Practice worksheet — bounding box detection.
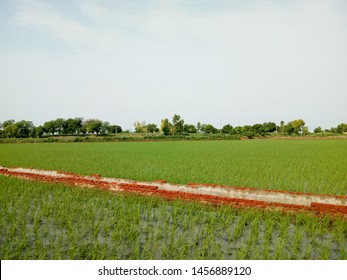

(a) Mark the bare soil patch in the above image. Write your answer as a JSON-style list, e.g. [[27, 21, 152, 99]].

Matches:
[[0, 166, 346, 217]]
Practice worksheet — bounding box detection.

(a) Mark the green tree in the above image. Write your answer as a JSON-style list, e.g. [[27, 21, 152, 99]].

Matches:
[[251, 124, 264, 135], [241, 125, 252, 134], [285, 119, 305, 135], [4, 124, 18, 138], [134, 121, 147, 133], [314, 126, 322, 133], [83, 119, 103, 135], [54, 118, 65, 135], [63, 118, 83, 135], [100, 122, 110, 134], [231, 126, 242, 134], [160, 119, 171, 135], [2, 119, 15, 128], [244, 130, 255, 139], [277, 120, 285, 134], [337, 123, 347, 134], [172, 114, 184, 135], [302, 126, 309, 135], [16, 120, 35, 138], [43, 120, 57, 135], [108, 125, 122, 134], [204, 124, 217, 134], [147, 123, 159, 133], [222, 124, 233, 134], [183, 124, 197, 133], [1, 120, 16, 138], [263, 122, 277, 133], [196, 122, 202, 133], [33, 126, 45, 138]]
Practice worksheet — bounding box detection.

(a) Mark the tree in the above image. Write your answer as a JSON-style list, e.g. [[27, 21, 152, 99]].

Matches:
[[43, 118, 66, 135], [16, 120, 34, 138], [251, 124, 264, 135], [244, 130, 255, 139], [277, 120, 285, 134], [231, 126, 242, 135], [222, 124, 233, 134], [337, 123, 347, 134], [196, 122, 202, 133], [43, 120, 57, 135], [241, 125, 252, 134], [109, 125, 122, 134], [54, 118, 65, 135], [2, 120, 17, 138], [100, 122, 110, 134], [2, 119, 15, 128], [33, 126, 45, 138], [314, 126, 322, 133], [83, 119, 103, 135], [160, 119, 171, 135], [172, 114, 184, 135], [63, 118, 83, 135], [134, 121, 147, 133], [183, 124, 197, 133], [204, 124, 217, 134], [285, 119, 305, 135], [147, 123, 159, 133], [302, 126, 309, 135], [262, 122, 277, 133], [4, 124, 18, 138]]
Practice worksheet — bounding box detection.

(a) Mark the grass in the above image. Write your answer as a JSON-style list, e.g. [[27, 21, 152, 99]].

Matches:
[[0, 175, 346, 260], [0, 140, 346, 195]]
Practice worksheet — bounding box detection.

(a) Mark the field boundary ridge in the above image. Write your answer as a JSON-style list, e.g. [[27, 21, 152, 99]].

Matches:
[[1, 166, 346, 217]]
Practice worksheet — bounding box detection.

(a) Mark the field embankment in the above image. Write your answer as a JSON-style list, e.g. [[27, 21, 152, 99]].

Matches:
[[1, 133, 347, 144], [1, 166, 346, 216]]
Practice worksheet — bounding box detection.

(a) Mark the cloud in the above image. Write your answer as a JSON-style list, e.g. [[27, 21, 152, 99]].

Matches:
[[1, 0, 347, 129], [10, 0, 347, 54], [11, 0, 113, 50]]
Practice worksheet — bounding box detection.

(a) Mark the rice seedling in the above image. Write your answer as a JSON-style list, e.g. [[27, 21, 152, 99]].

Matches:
[[0, 140, 346, 195], [1, 175, 346, 260]]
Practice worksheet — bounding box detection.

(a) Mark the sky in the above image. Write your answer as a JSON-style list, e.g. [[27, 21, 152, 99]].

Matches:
[[0, 0, 346, 131]]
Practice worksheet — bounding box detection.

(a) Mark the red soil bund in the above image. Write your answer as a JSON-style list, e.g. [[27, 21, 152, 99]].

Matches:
[[1, 166, 346, 217]]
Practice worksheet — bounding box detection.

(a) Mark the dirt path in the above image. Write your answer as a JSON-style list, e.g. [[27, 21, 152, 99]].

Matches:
[[1, 166, 346, 216]]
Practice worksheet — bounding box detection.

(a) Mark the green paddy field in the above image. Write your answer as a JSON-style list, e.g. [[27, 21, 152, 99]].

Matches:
[[0, 140, 346, 195], [1, 140, 346, 259]]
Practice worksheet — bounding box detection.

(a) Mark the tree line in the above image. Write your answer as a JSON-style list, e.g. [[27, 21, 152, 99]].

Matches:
[[0, 118, 122, 138], [0, 115, 346, 139], [134, 115, 346, 138]]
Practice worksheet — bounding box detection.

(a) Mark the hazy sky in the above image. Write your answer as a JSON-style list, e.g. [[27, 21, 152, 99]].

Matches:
[[1, 0, 346, 130]]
